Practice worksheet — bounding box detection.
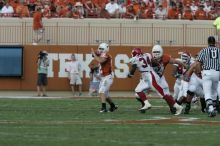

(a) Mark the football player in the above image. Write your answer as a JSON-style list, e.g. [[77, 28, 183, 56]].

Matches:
[[91, 43, 118, 113], [128, 47, 183, 115]]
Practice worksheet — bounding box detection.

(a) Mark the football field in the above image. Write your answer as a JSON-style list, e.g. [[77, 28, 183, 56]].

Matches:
[[0, 97, 219, 146]]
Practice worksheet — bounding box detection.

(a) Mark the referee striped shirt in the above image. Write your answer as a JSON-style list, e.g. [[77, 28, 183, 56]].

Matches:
[[197, 46, 220, 71]]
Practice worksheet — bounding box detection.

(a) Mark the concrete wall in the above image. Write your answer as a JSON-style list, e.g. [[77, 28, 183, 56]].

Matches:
[[0, 18, 216, 46]]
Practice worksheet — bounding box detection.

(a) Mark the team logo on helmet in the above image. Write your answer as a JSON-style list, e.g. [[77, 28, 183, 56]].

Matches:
[[181, 51, 191, 63], [131, 48, 143, 57]]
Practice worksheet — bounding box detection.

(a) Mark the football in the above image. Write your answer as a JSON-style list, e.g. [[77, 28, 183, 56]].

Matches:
[[92, 50, 101, 57]]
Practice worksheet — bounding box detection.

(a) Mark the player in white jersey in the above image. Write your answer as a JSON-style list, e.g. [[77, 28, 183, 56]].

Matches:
[[172, 58, 183, 100], [183, 61, 206, 114], [172, 52, 192, 103], [128, 48, 183, 115]]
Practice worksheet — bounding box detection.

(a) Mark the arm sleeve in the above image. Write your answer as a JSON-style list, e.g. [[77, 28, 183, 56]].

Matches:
[[129, 64, 137, 76]]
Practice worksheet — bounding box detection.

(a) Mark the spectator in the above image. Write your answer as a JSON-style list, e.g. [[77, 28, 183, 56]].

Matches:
[[182, 4, 193, 20], [145, 6, 154, 19], [58, 4, 72, 17], [16, 2, 30, 17], [72, 2, 84, 18], [0, 2, 14, 17], [203, 0, 212, 15], [88, 63, 101, 96], [118, 1, 126, 18], [123, 4, 139, 19], [208, 7, 217, 20], [93, 0, 108, 10], [9, 0, 19, 13], [139, 1, 151, 19], [161, 0, 168, 9], [183, 0, 192, 6], [83, 0, 100, 18], [0, 0, 5, 12], [50, 1, 57, 17], [27, 0, 37, 16], [176, 1, 184, 15], [105, 0, 120, 18], [190, 0, 198, 16], [95, 0, 109, 18], [168, 3, 179, 19], [155, 4, 167, 19], [37, 50, 49, 97], [131, 0, 140, 18], [145, 0, 155, 10], [194, 4, 207, 20], [32, 6, 44, 45], [65, 54, 83, 96]]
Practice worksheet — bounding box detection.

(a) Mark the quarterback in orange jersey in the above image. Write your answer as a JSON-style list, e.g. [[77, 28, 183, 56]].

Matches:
[[91, 43, 118, 113]]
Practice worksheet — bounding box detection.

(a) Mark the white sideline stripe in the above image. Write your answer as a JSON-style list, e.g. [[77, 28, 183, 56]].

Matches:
[[0, 96, 65, 99], [178, 117, 199, 122], [0, 96, 161, 99]]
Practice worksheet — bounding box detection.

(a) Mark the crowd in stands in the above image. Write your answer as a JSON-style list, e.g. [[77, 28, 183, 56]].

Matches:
[[0, 0, 219, 20]]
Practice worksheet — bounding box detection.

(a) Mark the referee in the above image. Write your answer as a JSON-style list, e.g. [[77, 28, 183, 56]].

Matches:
[[197, 36, 220, 117]]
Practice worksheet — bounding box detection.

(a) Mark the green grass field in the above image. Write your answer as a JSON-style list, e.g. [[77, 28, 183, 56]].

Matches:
[[0, 98, 220, 146]]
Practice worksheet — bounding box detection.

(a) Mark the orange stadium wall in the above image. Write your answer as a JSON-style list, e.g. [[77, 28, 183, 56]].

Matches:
[[0, 45, 202, 91]]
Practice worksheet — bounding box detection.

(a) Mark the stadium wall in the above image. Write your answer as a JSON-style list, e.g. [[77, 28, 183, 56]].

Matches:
[[0, 18, 216, 46], [0, 45, 201, 91]]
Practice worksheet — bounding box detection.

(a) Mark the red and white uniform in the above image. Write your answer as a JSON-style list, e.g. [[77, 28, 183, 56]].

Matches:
[[175, 59, 194, 100], [98, 53, 113, 96], [130, 53, 170, 98], [188, 72, 204, 98]]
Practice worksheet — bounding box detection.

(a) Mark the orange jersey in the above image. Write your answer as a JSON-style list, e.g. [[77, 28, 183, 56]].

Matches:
[[183, 0, 192, 6], [152, 54, 171, 76], [100, 53, 112, 76], [183, 10, 193, 20], [133, 3, 140, 15], [33, 11, 43, 30], [93, 0, 108, 8], [168, 8, 179, 19], [160, 54, 171, 68], [194, 10, 207, 20]]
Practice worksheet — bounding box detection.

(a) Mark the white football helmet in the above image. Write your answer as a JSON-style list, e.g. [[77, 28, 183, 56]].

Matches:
[[98, 43, 109, 53], [152, 45, 163, 59]]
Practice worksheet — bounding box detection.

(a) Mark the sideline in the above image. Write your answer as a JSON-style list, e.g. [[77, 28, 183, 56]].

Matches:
[[0, 91, 160, 99]]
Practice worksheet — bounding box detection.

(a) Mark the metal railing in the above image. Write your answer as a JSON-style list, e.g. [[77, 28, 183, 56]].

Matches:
[[0, 18, 216, 47]]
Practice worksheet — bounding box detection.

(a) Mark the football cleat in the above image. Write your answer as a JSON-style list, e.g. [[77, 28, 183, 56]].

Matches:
[[109, 105, 118, 112], [174, 103, 183, 115], [99, 108, 108, 113], [138, 100, 152, 112], [208, 110, 217, 117], [170, 106, 177, 114], [184, 103, 191, 114], [207, 105, 217, 117]]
